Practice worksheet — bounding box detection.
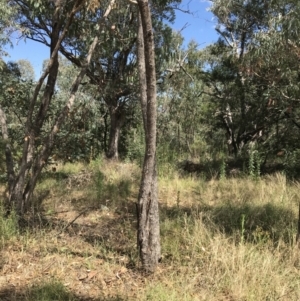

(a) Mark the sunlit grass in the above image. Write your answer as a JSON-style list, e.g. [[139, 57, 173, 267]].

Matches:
[[0, 161, 300, 300]]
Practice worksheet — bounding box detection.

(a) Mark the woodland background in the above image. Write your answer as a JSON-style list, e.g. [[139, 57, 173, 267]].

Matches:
[[1, 0, 300, 300]]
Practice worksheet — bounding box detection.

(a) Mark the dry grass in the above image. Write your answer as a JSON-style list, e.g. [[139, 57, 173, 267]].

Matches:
[[0, 160, 300, 300]]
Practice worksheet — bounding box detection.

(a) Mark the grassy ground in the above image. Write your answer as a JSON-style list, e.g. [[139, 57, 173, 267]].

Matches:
[[0, 159, 300, 300]]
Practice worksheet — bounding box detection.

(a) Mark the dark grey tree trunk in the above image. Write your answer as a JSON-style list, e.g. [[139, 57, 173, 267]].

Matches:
[[0, 107, 15, 200], [106, 105, 125, 160], [297, 202, 300, 248], [136, 1, 161, 273]]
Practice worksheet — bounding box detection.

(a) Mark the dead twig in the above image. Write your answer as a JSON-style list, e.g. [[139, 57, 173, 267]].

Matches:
[[58, 206, 96, 234]]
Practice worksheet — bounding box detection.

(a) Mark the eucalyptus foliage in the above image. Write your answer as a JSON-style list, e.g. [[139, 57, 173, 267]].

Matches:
[[0, 0, 18, 58]]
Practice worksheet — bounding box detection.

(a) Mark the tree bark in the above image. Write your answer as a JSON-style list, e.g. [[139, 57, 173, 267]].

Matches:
[[136, 1, 161, 273], [106, 105, 125, 160], [297, 202, 300, 248], [8, 4, 64, 214], [0, 106, 15, 200]]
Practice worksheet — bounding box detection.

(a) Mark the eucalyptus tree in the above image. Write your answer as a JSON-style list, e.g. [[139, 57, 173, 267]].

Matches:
[[135, 0, 160, 273], [43, 56, 104, 162], [0, 60, 33, 182], [0, 0, 18, 59], [0, 60, 34, 140], [1, 0, 116, 215], [206, 0, 264, 155], [246, 0, 300, 155], [2, 0, 180, 272], [60, 0, 180, 160], [16, 59, 35, 81], [197, 1, 273, 157], [156, 37, 227, 161], [60, 1, 139, 160], [206, 0, 300, 158], [15, 0, 178, 160]]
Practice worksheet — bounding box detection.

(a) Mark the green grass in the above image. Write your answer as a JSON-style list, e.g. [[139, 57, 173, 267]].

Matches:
[[25, 280, 76, 301], [0, 205, 18, 249]]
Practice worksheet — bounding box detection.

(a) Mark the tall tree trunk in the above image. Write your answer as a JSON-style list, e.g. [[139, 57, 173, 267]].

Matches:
[[20, 33, 99, 209], [297, 202, 300, 248], [5, 0, 116, 216], [8, 5, 62, 214], [136, 1, 161, 273], [106, 105, 125, 160], [0, 106, 15, 201]]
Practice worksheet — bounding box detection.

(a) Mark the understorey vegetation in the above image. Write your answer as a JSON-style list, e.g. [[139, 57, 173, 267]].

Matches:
[[0, 160, 300, 300]]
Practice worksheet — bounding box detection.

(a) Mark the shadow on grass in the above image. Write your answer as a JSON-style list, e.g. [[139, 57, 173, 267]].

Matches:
[[0, 282, 127, 301], [18, 165, 137, 232], [8, 165, 140, 270], [160, 200, 297, 245], [19, 174, 298, 260], [10, 158, 298, 275], [39, 170, 70, 181], [178, 159, 292, 179], [16, 194, 139, 269], [208, 202, 296, 243]]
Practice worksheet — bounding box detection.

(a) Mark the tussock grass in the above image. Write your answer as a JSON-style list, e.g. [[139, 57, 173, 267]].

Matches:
[[0, 206, 18, 249], [158, 216, 300, 300], [1, 162, 300, 300], [25, 280, 75, 301]]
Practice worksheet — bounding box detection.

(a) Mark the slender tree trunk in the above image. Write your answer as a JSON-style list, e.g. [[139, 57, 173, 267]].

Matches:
[[103, 110, 108, 152], [136, 1, 161, 273], [5, 0, 116, 216], [222, 103, 238, 156], [297, 202, 300, 248], [106, 105, 125, 160], [0, 106, 15, 201], [8, 6, 61, 214]]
